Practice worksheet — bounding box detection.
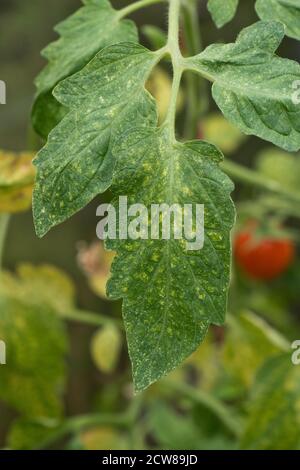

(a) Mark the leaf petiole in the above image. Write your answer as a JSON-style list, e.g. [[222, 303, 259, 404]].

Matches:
[[118, 0, 168, 20]]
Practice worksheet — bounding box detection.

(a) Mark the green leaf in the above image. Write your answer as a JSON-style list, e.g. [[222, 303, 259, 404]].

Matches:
[[0, 287, 67, 418], [32, 0, 138, 138], [185, 21, 300, 151], [7, 418, 60, 450], [1, 263, 75, 316], [207, 0, 239, 28], [256, 148, 300, 191], [256, 0, 300, 40], [33, 43, 160, 238], [223, 311, 289, 389], [241, 354, 300, 450], [106, 127, 235, 391]]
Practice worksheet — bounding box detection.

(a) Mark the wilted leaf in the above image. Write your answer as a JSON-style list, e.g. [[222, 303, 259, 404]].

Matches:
[[91, 325, 122, 373], [0, 150, 35, 213]]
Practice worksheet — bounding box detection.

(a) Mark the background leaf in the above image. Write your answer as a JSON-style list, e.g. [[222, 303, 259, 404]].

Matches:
[[207, 0, 239, 28], [241, 354, 300, 450], [0, 150, 35, 213]]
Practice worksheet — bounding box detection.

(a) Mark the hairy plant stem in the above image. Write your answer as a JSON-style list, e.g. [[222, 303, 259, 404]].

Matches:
[[61, 308, 123, 329], [38, 395, 143, 449], [118, 0, 167, 19], [0, 214, 9, 271], [222, 159, 300, 204], [165, 0, 184, 140], [163, 379, 242, 437]]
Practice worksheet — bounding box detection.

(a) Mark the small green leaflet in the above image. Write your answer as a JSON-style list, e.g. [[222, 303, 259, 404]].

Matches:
[[256, 0, 300, 40], [33, 43, 159, 238], [32, 0, 137, 138], [207, 0, 239, 28], [106, 127, 235, 391], [185, 21, 300, 151], [241, 354, 300, 450]]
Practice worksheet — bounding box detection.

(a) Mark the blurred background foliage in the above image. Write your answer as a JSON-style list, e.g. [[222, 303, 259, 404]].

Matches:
[[0, 0, 300, 450]]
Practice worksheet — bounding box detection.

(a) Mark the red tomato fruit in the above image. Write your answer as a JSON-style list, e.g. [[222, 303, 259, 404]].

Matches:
[[235, 223, 295, 280]]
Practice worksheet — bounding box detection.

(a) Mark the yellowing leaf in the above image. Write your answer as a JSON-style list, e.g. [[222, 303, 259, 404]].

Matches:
[[91, 325, 122, 374], [79, 426, 126, 450], [223, 311, 289, 388], [0, 150, 35, 213], [1, 263, 75, 316], [201, 114, 245, 154], [0, 287, 67, 418]]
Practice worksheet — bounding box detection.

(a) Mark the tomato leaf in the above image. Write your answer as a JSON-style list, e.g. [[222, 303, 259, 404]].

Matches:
[[32, 0, 138, 138], [207, 0, 239, 28], [223, 311, 289, 389], [256, 0, 300, 40], [241, 354, 300, 450], [0, 150, 35, 213], [33, 43, 159, 237], [185, 21, 300, 151], [0, 283, 67, 418], [106, 127, 235, 391]]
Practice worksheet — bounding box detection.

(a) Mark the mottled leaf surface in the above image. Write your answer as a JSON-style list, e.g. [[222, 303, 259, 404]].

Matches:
[[0, 275, 68, 418], [33, 43, 159, 237], [106, 127, 235, 391], [32, 0, 137, 138], [185, 21, 300, 151], [207, 0, 239, 28], [256, 0, 300, 40], [241, 354, 300, 450]]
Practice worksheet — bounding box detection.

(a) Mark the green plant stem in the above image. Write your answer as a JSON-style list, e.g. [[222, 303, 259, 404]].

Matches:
[[163, 379, 242, 437], [0, 214, 10, 271], [182, 0, 208, 139], [38, 396, 143, 449], [165, 0, 183, 139], [118, 0, 167, 18], [61, 309, 123, 329], [222, 159, 300, 204]]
